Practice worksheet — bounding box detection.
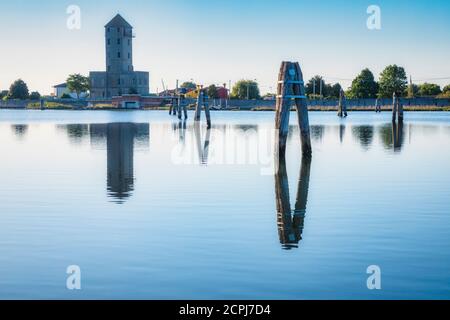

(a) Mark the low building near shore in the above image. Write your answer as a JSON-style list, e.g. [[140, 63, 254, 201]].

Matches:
[[53, 83, 88, 99]]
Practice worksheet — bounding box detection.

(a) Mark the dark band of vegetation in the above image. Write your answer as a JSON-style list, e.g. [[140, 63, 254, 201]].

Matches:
[[1, 65, 449, 102]]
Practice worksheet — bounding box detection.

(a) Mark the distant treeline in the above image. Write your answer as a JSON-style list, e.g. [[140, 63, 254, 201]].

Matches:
[[304, 65, 450, 100]]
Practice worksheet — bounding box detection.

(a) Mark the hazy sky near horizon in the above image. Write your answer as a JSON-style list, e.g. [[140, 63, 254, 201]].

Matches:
[[1, 0, 449, 94]]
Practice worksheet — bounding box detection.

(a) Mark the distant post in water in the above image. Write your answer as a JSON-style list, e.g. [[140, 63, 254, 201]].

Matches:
[[194, 86, 211, 129], [337, 89, 348, 117], [178, 94, 188, 120], [398, 96, 404, 122], [194, 87, 203, 121], [275, 61, 312, 158], [40, 99, 45, 110], [375, 98, 381, 113]]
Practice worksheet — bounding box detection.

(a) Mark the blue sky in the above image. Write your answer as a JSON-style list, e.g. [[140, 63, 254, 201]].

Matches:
[[1, 0, 449, 94]]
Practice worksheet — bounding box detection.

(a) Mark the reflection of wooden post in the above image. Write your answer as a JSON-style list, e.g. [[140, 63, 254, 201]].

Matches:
[[275, 155, 311, 249], [275, 61, 311, 158], [337, 89, 347, 117], [393, 121, 404, 151], [178, 120, 186, 143], [339, 124, 346, 143], [194, 122, 211, 165]]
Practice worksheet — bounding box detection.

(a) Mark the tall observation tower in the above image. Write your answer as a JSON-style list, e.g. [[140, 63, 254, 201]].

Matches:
[[90, 14, 149, 99]]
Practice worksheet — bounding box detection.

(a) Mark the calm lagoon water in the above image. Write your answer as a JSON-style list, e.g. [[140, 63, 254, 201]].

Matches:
[[0, 110, 449, 299]]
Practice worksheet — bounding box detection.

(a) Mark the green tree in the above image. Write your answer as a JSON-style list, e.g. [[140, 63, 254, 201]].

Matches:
[[180, 81, 197, 92], [8, 79, 29, 100], [407, 83, 419, 98], [231, 80, 260, 100], [439, 85, 450, 98], [328, 83, 342, 99], [207, 84, 219, 99], [0, 90, 8, 100], [29, 91, 41, 100], [349, 68, 378, 99], [66, 74, 90, 99], [418, 83, 442, 97], [378, 65, 408, 98], [61, 93, 72, 99], [306, 76, 326, 98]]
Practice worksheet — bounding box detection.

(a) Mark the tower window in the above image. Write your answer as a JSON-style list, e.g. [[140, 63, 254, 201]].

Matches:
[[108, 66, 111, 71], [128, 39, 130, 46], [107, 28, 110, 32], [118, 52, 121, 58], [128, 53, 130, 59], [117, 38, 121, 45], [118, 79, 121, 85], [107, 39, 110, 45]]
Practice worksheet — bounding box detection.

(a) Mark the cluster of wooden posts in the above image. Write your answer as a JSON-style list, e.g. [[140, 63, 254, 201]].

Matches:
[[169, 85, 211, 129]]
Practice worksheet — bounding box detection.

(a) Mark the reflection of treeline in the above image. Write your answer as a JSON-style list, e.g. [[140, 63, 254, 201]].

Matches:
[[55, 123, 149, 147]]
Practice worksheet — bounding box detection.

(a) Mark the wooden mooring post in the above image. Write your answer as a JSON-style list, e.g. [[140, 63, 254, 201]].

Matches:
[[177, 94, 188, 120], [337, 89, 348, 117], [275, 61, 312, 158], [40, 99, 45, 110], [375, 98, 381, 113], [392, 92, 404, 123], [169, 98, 177, 116], [194, 86, 211, 129]]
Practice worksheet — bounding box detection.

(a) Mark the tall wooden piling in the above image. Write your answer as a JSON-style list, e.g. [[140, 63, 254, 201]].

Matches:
[[275, 61, 312, 158], [40, 99, 45, 110]]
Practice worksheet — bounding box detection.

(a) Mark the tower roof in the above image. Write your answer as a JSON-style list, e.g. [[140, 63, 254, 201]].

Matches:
[[105, 14, 132, 28]]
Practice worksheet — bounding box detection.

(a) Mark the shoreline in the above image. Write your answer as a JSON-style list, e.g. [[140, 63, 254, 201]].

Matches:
[[1, 106, 449, 112]]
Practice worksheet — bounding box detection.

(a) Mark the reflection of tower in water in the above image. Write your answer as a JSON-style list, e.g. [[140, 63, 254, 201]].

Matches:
[[89, 122, 149, 203], [275, 155, 312, 250], [107, 123, 136, 203]]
